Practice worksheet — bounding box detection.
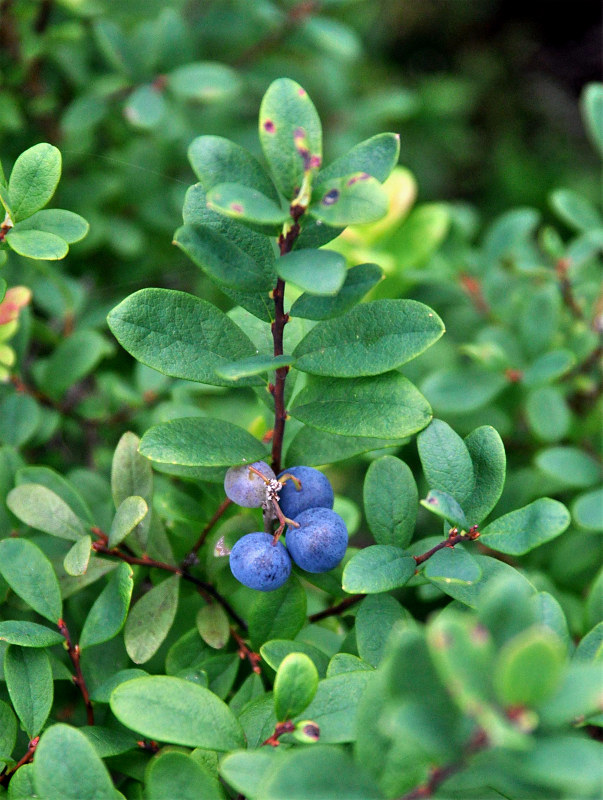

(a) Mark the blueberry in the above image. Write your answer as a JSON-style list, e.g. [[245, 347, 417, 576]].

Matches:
[[285, 508, 347, 573], [277, 466, 334, 520], [224, 461, 275, 508], [229, 532, 291, 591]]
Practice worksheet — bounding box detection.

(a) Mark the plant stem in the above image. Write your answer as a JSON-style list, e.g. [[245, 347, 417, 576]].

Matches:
[[413, 525, 480, 566], [57, 619, 94, 725], [0, 736, 39, 787], [556, 258, 584, 320], [91, 538, 247, 630], [261, 720, 296, 747], [183, 496, 233, 566], [271, 215, 303, 474], [397, 729, 488, 799], [230, 627, 261, 674], [309, 527, 481, 622]]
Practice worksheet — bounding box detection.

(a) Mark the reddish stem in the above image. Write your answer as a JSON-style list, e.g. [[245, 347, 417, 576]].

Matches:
[[262, 720, 296, 747], [57, 619, 94, 725], [184, 497, 233, 566], [230, 627, 261, 674], [309, 593, 365, 623], [91, 538, 247, 630], [0, 736, 39, 786], [413, 525, 480, 567]]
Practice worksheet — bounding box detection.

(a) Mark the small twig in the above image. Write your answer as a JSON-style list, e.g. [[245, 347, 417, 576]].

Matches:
[[459, 273, 490, 316], [310, 527, 481, 622], [230, 627, 261, 674], [261, 720, 296, 747], [309, 593, 365, 622], [91, 537, 247, 630], [183, 497, 233, 566], [556, 258, 584, 320], [398, 729, 489, 799], [136, 739, 160, 753], [413, 525, 480, 567], [234, 0, 319, 66], [0, 736, 39, 786], [57, 619, 94, 725]]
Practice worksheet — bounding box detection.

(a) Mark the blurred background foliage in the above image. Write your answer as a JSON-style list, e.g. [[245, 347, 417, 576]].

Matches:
[[0, 0, 601, 628]]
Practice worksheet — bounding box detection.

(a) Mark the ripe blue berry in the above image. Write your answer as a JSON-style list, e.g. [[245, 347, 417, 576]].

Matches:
[[285, 508, 347, 573], [229, 532, 291, 591], [277, 466, 334, 520], [224, 461, 275, 508]]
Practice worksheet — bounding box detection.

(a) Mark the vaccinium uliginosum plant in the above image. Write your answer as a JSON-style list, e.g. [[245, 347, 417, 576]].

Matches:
[[0, 80, 597, 800]]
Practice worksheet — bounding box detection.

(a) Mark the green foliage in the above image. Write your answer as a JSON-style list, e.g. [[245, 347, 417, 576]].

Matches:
[[0, 10, 600, 796]]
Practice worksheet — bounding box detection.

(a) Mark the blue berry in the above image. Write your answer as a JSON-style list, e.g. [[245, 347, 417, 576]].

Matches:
[[285, 508, 347, 573], [229, 532, 291, 591], [277, 466, 334, 520], [224, 461, 275, 508]]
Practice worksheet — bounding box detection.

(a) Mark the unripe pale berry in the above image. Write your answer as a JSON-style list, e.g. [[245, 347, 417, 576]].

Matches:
[[277, 466, 334, 520], [224, 460, 275, 508], [229, 532, 291, 591], [285, 507, 347, 573]]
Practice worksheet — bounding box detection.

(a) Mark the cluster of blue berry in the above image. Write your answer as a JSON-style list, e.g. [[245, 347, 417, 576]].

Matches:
[[224, 462, 348, 591]]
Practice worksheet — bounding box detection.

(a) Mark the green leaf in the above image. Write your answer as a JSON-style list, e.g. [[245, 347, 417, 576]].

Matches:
[[575, 622, 603, 662], [535, 446, 601, 489], [32, 724, 116, 800], [0, 699, 17, 763], [581, 83, 603, 156], [196, 603, 230, 650], [319, 132, 400, 183], [248, 577, 307, 650], [259, 78, 322, 200], [16, 466, 92, 524], [108, 496, 148, 548], [124, 84, 166, 129], [421, 365, 507, 414], [342, 546, 415, 594], [215, 354, 295, 382], [5, 229, 68, 260], [418, 419, 475, 505], [168, 62, 240, 102], [290, 262, 383, 320], [481, 498, 570, 555], [462, 426, 506, 524], [146, 751, 225, 800], [111, 431, 153, 508], [0, 538, 62, 622], [363, 456, 417, 547], [174, 224, 275, 291], [0, 621, 64, 648], [260, 746, 382, 800], [540, 663, 602, 725], [550, 188, 602, 232], [356, 594, 407, 667], [39, 330, 113, 400], [386, 202, 450, 269], [124, 574, 179, 664], [293, 300, 444, 377], [110, 675, 245, 750], [0, 394, 40, 447], [63, 535, 92, 576], [5, 646, 53, 738], [526, 386, 570, 442], [207, 183, 288, 227], [260, 640, 330, 679], [572, 487, 603, 531], [424, 545, 481, 586], [274, 653, 318, 721], [493, 628, 565, 708], [299, 672, 374, 743], [327, 654, 374, 677], [13, 209, 89, 243], [7, 483, 87, 540], [310, 173, 388, 226], [286, 426, 404, 467], [290, 373, 432, 439], [8, 143, 61, 221], [80, 563, 134, 650], [140, 417, 267, 468], [90, 669, 149, 703], [80, 726, 138, 758], [189, 135, 278, 201], [420, 490, 468, 528], [522, 349, 576, 387], [520, 736, 603, 796], [277, 249, 346, 296]]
